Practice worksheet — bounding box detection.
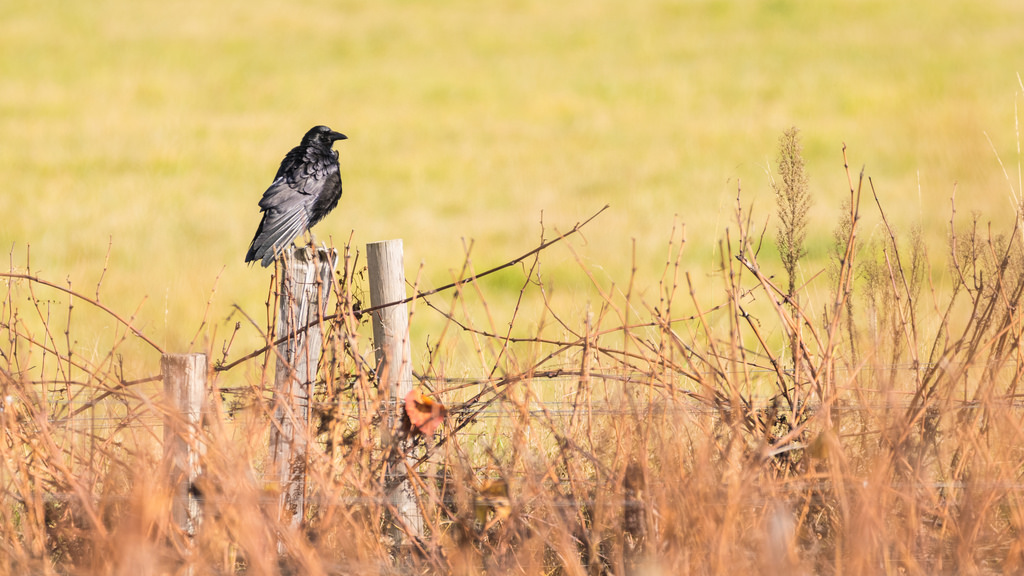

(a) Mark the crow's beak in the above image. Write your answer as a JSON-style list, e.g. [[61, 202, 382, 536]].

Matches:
[[332, 132, 348, 141]]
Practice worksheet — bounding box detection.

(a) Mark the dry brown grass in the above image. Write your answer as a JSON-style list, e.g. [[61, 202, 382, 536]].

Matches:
[[4, 142, 1024, 575]]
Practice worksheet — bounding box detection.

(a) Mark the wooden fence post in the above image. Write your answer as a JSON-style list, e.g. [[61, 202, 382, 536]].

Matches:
[[269, 246, 337, 534], [366, 240, 423, 543], [622, 462, 647, 574], [162, 353, 207, 538]]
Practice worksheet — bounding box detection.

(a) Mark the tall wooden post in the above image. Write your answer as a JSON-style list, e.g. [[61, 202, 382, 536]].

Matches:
[[162, 353, 207, 538], [270, 246, 337, 533], [366, 239, 423, 542]]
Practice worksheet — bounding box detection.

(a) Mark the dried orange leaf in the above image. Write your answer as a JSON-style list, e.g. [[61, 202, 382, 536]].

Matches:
[[403, 390, 447, 436]]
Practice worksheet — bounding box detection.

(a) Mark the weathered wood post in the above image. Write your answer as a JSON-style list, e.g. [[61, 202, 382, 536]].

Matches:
[[269, 246, 337, 533], [622, 462, 647, 574], [162, 353, 207, 537], [366, 239, 423, 543]]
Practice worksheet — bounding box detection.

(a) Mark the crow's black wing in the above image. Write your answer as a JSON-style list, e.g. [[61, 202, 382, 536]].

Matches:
[[245, 176, 316, 267]]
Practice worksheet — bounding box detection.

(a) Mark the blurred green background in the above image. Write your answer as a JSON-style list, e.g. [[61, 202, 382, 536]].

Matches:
[[1, 0, 1022, 361]]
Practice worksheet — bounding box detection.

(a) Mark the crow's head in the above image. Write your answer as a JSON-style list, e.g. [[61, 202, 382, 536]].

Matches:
[[303, 125, 348, 147]]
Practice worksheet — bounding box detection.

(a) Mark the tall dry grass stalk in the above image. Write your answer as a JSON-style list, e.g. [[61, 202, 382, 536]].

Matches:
[[3, 148, 1024, 575], [773, 126, 811, 301]]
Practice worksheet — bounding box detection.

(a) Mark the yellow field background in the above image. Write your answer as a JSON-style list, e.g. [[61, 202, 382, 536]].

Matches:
[[1, 0, 1022, 355], [6, 3, 1024, 573]]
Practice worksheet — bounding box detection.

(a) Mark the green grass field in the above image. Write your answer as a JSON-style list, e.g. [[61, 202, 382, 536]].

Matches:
[[1, 0, 1022, 353]]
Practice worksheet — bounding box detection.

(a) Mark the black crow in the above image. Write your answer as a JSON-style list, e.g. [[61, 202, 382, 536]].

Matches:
[[245, 125, 348, 267]]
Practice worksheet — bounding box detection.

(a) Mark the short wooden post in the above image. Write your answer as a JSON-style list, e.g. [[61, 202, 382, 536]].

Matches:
[[162, 353, 207, 537], [366, 240, 423, 543], [622, 462, 647, 574], [269, 246, 337, 533]]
